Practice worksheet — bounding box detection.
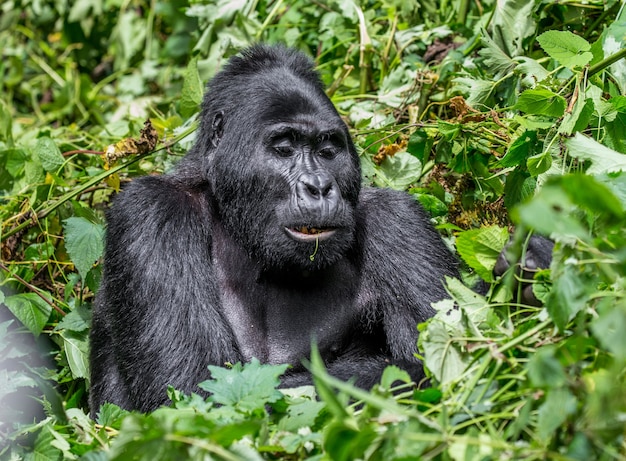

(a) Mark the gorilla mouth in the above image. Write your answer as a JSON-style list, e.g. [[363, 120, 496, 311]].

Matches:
[[285, 226, 337, 242]]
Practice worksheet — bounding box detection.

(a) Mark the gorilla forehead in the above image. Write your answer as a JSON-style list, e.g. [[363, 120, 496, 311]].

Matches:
[[237, 69, 342, 129]]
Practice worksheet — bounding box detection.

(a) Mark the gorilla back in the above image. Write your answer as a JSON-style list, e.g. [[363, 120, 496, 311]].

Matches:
[[89, 44, 459, 414]]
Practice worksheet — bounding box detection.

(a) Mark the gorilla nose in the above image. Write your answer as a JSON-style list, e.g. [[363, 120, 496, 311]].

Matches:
[[296, 173, 339, 210]]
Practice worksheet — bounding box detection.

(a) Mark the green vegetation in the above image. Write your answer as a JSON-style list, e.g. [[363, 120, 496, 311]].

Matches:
[[1, 0, 625, 459]]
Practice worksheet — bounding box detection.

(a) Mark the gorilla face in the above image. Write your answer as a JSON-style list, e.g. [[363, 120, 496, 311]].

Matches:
[[208, 72, 361, 271]]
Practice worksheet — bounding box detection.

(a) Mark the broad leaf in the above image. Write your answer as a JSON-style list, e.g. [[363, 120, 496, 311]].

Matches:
[[456, 226, 509, 282], [514, 88, 566, 117], [33, 138, 65, 172], [179, 56, 203, 118], [63, 217, 105, 280], [200, 359, 288, 413], [60, 330, 90, 379], [537, 30, 593, 69], [4, 292, 52, 336], [566, 133, 626, 174]]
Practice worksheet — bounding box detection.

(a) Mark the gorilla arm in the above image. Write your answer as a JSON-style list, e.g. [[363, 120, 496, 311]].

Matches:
[[89, 176, 239, 414], [354, 187, 460, 384]]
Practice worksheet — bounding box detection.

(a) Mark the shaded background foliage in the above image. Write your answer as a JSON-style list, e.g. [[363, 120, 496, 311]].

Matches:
[[1, 0, 625, 459]]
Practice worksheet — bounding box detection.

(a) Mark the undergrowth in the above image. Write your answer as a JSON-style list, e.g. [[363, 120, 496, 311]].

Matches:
[[1, 0, 625, 459]]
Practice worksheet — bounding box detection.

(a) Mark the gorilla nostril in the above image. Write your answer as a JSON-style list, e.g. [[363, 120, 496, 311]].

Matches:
[[306, 183, 320, 198]]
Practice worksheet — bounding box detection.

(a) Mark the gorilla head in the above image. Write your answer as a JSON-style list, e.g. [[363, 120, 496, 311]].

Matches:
[[195, 46, 361, 270]]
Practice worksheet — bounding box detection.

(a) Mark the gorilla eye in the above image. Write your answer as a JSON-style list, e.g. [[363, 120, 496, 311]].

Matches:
[[271, 140, 295, 157], [318, 147, 337, 159]]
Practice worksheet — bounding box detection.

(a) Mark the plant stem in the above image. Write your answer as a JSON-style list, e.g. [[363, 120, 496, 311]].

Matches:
[[588, 47, 626, 78], [1, 124, 197, 242]]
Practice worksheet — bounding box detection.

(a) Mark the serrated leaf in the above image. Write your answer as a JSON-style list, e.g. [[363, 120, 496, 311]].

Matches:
[[566, 132, 626, 174], [63, 217, 105, 280], [456, 226, 509, 282], [4, 293, 52, 337], [421, 315, 467, 386], [374, 151, 422, 190], [515, 88, 566, 117], [179, 56, 203, 118], [479, 33, 515, 75], [491, 0, 535, 56], [200, 359, 288, 413], [453, 77, 495, 105], [55, 304, 92, 332], [34, 137, 65, 172], [0, 369, 38, 397], [537, 30, 593, 69]]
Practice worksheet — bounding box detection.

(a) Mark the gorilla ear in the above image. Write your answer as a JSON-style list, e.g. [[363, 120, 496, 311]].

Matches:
[[210, 111, 224, 148]]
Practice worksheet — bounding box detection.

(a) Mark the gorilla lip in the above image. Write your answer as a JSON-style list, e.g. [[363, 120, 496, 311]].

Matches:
[[285, 226, 337, 242]]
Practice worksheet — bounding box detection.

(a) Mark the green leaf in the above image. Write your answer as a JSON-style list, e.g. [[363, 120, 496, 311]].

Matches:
[[499, 130, 540, 167], [456, 226, 509, 282], [55, 304, 92, 332], [63, 217, 105, 280], [591, 300, 626, 360], [406, 128, 432, 163], [479, 33, 515, 75], [4, 292, 52, 337], [34, 137, 65, 172], [504, 170, 536, 209], [546, 264, 590, 331], [527, 346, 566, 388], [452, 77, 495, 105], [380, 365, 412, 389], [437, 120, 461, 140], [421, 314, 467, 386], [179, 56, 203, 118], [536, 388, 577, 442], [558, 97, 594, 136], [199, 359, 288, 413], [537, 30, 593, 69], [374, 151, 422, 190], [514, 88, 566, 117], [567, 133, 626, 174], [0, 369, 38, 397], [527, 151, 552, 176], [513, 182, 588, 241], [60, 330, 90, 379], [491, 0, 535, 56]]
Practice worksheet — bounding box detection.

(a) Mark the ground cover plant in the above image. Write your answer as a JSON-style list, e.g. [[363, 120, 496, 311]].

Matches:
[[1, 0, 625, 459]]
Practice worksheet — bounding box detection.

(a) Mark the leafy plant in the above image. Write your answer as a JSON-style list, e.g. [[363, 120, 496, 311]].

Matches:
[[1, 0, 625, 459]]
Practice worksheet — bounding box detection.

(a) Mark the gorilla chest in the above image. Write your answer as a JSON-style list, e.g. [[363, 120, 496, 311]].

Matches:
[[215, 264, 360, 365]]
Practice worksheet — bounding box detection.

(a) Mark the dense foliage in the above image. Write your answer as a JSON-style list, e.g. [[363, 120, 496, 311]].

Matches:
[[1, 0, 625, 459]]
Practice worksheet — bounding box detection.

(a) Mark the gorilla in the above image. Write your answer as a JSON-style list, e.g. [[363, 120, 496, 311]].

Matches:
[[89, 44, 525, 415]]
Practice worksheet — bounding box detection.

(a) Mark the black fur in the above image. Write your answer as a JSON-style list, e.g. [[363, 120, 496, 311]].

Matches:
[[89, 45, 459, 415]]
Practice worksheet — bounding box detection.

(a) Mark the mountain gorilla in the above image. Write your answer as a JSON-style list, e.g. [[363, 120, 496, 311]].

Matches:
[[89, 45, 526, 415]]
